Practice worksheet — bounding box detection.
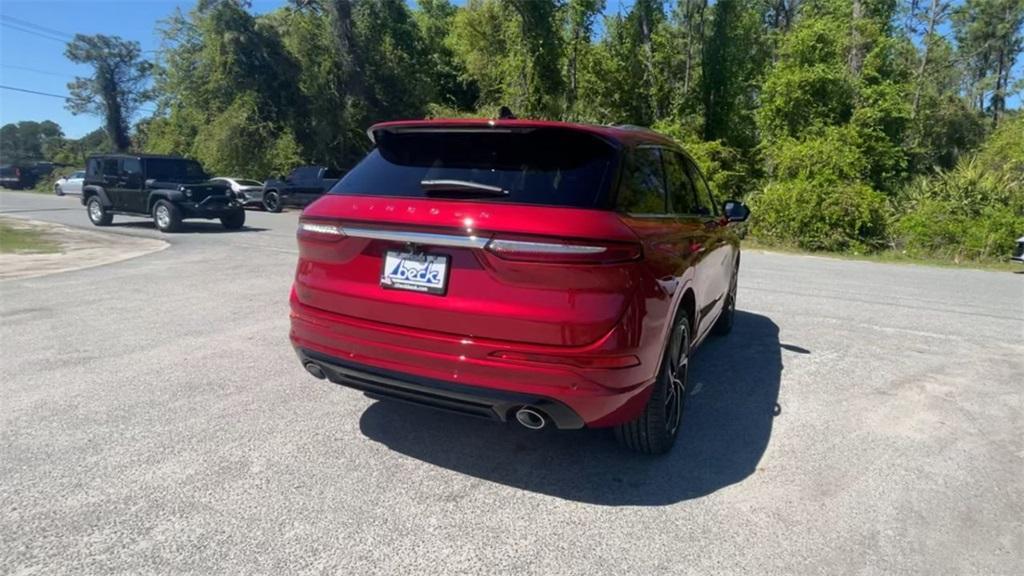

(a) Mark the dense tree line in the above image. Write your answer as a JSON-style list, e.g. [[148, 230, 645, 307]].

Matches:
[[5, 0, 1022, 262]]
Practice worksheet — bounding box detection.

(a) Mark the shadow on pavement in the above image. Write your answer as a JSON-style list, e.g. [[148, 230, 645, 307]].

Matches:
[[109, 221, 269, 233], [359, 311, 787, 506]]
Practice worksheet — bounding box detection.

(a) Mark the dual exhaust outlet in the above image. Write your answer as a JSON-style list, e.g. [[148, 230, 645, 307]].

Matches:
[[304, 361, 549, 430]]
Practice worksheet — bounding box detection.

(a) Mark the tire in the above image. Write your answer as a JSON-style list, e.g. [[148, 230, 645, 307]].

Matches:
[[615, 311, 690, 455], [152, 200, 182, 233], [86, 196, 113, 226], [220, 209, 245, 230], [263, 190, 282, 213], [55, 184, 64, 196], [712, 267, 738, 336]]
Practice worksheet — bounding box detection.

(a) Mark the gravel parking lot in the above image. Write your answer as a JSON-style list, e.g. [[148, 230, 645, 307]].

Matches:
[[1, 190, 1021, 575]]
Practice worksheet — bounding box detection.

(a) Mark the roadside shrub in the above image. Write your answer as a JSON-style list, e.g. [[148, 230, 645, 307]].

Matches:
[[763, 125, 868, 184], [889, 116, 1024, 262], [894, 200, 1023, 261], [749, 178, 887, 252]]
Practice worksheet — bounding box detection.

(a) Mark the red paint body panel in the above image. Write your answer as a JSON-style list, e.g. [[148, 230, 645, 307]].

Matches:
[[290, 119, 740, 428]]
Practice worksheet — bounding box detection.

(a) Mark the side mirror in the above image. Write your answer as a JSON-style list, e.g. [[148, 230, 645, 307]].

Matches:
[[723, 200, 750, 223]]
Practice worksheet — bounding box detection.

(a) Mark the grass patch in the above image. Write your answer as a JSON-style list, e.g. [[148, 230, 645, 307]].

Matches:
[[0, 219, 61, 254], [744, 237, 1020, 272]]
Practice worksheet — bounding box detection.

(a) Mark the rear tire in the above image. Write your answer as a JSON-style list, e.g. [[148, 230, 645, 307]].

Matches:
[[263, 190, 282, 213], [152, 200, 182, 233], [615, 312, 690, 455], [220, 209, 245, 230], [86, 197, 113, 226]]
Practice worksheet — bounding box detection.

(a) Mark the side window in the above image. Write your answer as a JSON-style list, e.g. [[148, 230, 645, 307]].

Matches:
[[323, 168, 342, 179], [87, 159, 102, 177], [616, 147, 666, 214], [101, 159, 119, 177], [684, 158, 716, 216], [123, 158, 141, 176], [662, 151, 698, 214], [292, 167, 317, 181]]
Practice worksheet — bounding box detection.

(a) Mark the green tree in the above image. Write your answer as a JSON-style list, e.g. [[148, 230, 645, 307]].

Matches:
[[148, 1, 305, 176], [64, 34, 154, 152], [701, 0, 767, 148], [0, 121, 64, 163], [564, 0, 605, 119], [415, 0, 480, 111], [952, 0, 1024, 127]]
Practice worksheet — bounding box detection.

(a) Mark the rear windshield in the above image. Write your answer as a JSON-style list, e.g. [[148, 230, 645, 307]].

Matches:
[[331, 128, 618, 208]]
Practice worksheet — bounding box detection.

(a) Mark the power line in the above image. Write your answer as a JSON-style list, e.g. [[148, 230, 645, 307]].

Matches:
[[0, 84, 158, 114], [0, 21, 68, 44], [0, 84, 70, 100], [0, 15, 157, 53], [0, 14, 74, 40], [0, 64, 73, 79]]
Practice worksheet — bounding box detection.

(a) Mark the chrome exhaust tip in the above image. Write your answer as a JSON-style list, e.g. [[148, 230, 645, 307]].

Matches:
[[515, 407, 547, 430], [304, 362, 326, 380]]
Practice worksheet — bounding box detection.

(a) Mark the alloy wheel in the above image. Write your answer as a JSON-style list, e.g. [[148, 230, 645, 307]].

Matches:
[[664, 324, 688, 436], [265, 193, 280, 212], [155, 205, 170, 229]]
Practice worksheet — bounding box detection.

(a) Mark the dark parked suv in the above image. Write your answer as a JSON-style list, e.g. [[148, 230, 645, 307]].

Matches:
[[261, 165, 342, 212], [291, 119, 751, 454], [81, 154, 244, 232]]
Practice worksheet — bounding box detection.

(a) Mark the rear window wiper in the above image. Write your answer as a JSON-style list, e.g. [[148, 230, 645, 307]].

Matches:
[[420, 179, 508, 197]]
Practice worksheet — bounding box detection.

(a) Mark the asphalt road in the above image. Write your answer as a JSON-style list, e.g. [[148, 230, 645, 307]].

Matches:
[[1, 190, 1022, 575]]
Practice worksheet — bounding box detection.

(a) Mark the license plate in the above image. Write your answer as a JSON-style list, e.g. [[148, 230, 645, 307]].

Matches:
[[381, 250, 450, 295]]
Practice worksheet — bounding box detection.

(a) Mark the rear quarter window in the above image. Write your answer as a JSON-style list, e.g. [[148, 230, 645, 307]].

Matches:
[[331, 128, 619, 209], [616, 147, 667, 214]]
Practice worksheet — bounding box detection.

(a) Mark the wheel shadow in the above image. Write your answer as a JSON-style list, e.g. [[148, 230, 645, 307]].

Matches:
[[358, 310, 788, 506]]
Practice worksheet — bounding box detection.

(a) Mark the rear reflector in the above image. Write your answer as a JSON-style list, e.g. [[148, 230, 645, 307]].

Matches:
[[485, 238, 641, 264], [490, 350, 640, 369]]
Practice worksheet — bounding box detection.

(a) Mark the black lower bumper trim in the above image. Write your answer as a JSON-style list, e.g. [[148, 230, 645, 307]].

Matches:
[[297, 348, 585, 429]]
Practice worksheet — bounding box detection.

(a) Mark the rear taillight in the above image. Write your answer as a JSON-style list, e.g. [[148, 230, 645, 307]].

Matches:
[[485, 237, 641, 264], [298, 219, 346, 241]]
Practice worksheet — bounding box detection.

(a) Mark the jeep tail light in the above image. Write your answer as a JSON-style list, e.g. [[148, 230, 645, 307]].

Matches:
[[485, 237, 641, 264], [298, 219, 346, 241]]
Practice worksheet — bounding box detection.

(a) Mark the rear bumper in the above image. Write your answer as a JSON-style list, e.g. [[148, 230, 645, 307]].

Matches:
[[297, 347, 585, 429], [289, 292, 658, 428]]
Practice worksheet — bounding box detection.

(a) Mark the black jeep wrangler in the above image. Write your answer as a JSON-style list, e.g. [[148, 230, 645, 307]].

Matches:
[[81, 154, 245, 232]]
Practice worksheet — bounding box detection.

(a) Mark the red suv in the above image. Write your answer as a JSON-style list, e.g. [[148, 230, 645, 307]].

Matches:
[[290, 119, 750, 454]]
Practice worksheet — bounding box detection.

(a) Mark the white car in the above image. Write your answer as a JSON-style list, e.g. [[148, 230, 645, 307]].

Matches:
[[54, 170, 86, 196], [211, 177, 265, 207], [1012, 236, 1024, 263]]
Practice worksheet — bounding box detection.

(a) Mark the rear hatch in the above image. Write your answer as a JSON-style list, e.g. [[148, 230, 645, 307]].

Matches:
[[295, 123, 640, 347]]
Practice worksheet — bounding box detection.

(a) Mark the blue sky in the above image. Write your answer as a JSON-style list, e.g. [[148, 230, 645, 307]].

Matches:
[[0, 0, 1018, 139], [0, 0, 285, 137]]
